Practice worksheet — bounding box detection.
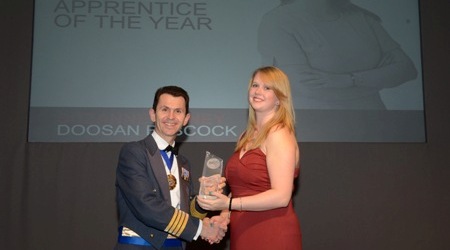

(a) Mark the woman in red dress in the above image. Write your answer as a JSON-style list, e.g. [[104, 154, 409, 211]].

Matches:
[[198, 66, 302, 249]]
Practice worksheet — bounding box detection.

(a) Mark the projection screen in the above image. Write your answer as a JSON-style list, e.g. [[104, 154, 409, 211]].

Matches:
[[29, 0, 425, 142]]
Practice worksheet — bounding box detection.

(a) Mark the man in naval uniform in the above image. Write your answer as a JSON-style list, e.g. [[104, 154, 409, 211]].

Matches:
[[114, 86, 225, 249]]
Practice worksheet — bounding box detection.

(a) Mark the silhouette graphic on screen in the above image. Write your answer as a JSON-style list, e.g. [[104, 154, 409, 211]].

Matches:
[[258, 0, 418, 109]]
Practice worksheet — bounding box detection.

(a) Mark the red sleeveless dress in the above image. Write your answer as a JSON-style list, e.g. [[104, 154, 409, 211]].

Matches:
[[225, 148, 302, 250]]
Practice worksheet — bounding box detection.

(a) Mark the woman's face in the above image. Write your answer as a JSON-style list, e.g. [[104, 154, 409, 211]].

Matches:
[[248, 72, 279, 114]]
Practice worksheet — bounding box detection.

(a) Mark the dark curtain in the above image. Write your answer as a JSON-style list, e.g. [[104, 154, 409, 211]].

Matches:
[[2, 0, 450, 249]]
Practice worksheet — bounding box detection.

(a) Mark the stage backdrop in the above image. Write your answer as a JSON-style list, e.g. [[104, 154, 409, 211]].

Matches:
[[29, 0, 425, 142]]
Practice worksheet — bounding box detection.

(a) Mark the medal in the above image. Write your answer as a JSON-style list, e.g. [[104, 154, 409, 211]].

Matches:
[[167, 174, 177, 190]]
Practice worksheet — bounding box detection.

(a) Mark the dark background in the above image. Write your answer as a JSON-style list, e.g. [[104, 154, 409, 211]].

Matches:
[[1, 0, 449, 249]]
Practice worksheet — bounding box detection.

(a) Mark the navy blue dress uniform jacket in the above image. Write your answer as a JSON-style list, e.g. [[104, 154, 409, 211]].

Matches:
[[115, 135, 207, 249]]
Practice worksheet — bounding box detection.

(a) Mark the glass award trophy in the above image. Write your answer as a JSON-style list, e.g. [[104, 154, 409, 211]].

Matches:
[[199, 151, 223, 199]]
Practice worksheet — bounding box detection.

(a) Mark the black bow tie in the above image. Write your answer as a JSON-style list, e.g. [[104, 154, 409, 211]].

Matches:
[[164, 145, 178, 155]]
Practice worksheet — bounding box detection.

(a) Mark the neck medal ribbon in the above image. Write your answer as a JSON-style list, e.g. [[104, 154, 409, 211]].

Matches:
[[160, 149, 176, 190]]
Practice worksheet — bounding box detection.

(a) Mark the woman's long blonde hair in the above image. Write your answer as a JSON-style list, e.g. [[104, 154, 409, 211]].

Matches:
[[236, 66, 296, 151]]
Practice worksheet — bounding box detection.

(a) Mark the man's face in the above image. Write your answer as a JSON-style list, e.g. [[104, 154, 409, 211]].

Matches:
[[149, 93, 190, 143]]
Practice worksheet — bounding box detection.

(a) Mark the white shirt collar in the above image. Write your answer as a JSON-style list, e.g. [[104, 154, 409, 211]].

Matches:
[[151, 131, 174, 150]]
